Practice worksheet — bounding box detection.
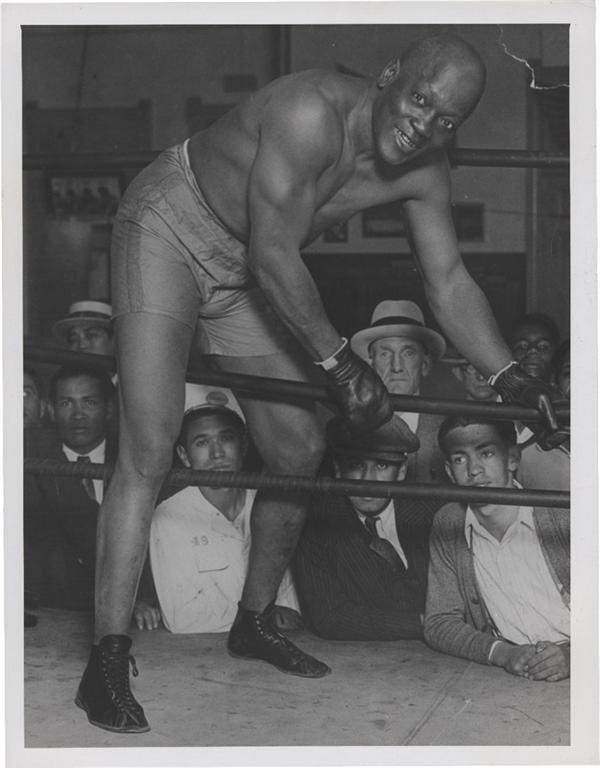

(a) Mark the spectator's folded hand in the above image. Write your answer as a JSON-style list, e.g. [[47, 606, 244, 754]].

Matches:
[[524, 641, 570, 681], [133, 599, 161, 631]]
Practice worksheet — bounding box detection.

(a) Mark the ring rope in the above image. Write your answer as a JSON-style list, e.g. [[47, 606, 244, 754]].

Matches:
[[24, 458, 570, 509], [25, 344, 570, 423], [23, 148, 569, 172]]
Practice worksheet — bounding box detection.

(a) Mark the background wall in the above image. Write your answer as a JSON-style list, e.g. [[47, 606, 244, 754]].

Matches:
[[22, 23, 569, 341]]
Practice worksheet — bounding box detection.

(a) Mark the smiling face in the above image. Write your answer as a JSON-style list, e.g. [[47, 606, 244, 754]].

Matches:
[[372, 57, 483, 166], [50, 375, 110, 453], [442, 423, 519, 491], [335, 456, 406, 517], [510, 321, 557, 382], [369, 336, 430, 395], [177, 411, 247, 475]]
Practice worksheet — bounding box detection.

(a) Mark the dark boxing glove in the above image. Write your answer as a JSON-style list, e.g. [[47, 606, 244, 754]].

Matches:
[[489, 361, 569, 450], [315, 338, 392, 437]]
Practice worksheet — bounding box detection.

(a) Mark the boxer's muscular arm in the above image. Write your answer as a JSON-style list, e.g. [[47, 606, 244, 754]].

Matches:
[[247, 92, 344, 361], [403, 164, 512, 377]]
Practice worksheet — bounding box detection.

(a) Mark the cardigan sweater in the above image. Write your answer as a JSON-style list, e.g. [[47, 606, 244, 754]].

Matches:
[[423, 502, 570, 665]]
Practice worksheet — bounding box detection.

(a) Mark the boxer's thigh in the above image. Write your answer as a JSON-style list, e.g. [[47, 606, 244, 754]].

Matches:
[[213, 348, 327, 474]]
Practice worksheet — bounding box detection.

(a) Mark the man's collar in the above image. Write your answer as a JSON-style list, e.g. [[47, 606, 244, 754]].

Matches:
[[63, 440, 106, 462], [355, 499, 394, 528], [464, 481, 533, 544]]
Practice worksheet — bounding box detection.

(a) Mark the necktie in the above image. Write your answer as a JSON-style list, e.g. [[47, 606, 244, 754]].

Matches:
[[76, 455, 96, 501], [364, 515, 405, 575]]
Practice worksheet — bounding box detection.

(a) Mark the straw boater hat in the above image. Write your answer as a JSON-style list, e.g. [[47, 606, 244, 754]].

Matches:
[[183, 383, 246, 428], [350, 300, 446, 361], [52, 300, 112, 342]]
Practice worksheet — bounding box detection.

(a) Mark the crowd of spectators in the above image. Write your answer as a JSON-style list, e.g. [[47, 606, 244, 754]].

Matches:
[[24, 298, 570, 680]]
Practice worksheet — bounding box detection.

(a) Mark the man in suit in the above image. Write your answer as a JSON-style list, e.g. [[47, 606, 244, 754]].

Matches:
[[424, 415, 569, 681], [25, 364, 117, 609], [293, 415, 440, 640], [351, 300, 447, 484]]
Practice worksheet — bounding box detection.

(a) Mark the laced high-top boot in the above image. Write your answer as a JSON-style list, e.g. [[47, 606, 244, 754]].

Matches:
[[75, 634, 150, 733], [228, 602, 331, 678]]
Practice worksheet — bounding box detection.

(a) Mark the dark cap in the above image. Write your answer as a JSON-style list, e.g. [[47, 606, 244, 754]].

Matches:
[[327, 415, 420, 463]]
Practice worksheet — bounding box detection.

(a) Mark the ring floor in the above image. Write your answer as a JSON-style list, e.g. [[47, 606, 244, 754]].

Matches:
[[24, 609, 569, 748]]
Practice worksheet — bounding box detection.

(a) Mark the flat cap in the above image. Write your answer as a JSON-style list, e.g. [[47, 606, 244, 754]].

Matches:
[[327, 414, 420, 463]]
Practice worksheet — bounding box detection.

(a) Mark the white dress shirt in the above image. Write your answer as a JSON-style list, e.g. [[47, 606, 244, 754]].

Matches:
[[465, 505, 570, 646], [356, 500, 409, 569], [150, 486, 299, 633], [63, 440, 105, 504]]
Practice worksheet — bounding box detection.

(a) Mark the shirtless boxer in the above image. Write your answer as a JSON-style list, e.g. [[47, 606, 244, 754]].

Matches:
[[76, 33, 562, 733]]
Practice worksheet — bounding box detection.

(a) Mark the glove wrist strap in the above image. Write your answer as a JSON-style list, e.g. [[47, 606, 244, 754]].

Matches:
[[314, 338, 348, 371], [488, 360, 519, 387]]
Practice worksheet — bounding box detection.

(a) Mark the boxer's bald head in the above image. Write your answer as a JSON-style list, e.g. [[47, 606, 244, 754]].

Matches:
[[400, 33, 486, 118]]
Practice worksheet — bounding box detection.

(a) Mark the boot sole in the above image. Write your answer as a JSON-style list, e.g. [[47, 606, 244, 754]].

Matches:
[[75, 695, 151, 734], [227, 649, 332, 678]]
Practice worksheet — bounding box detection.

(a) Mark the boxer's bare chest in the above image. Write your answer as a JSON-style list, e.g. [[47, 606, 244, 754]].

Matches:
[[306, 153, 421, 242]]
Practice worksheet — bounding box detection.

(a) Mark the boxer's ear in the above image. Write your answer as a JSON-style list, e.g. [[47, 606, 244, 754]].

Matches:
[[377, 59, 401, 88]]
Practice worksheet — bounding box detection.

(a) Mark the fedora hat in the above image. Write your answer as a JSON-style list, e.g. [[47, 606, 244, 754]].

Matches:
[[327, 414, 420, 463], [52, 300, 112, 342], [350, 300, 446, 361], [183, 383, 246, 428]]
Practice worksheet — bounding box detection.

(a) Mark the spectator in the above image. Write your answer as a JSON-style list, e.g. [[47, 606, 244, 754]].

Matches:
[[509, 313, 561, 384], [24, 367, 47, 429], [351, 300, 447, 484], [424, 415, 569, 681], [293, 415, 439, 640], [449, 352, 497, 403], [52, 300, 114, 357], [24, 364, 152, 618], [149, 384, 300, 634]]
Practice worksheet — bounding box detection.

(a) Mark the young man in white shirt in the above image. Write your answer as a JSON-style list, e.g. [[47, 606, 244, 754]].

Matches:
[[424, 415, 569, 682], [149, 384, 300, 636]]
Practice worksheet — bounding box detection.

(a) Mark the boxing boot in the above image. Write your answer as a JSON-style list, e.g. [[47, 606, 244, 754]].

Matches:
[[228, 602, 331, 678], [75, 634, 150, 733]]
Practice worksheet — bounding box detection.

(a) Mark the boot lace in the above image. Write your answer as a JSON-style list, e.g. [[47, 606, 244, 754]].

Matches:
[[101, 649, 142, 712], [256, 616, 307, 665]]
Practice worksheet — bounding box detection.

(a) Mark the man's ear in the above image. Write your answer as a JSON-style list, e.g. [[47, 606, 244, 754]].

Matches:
[[377, 59, 401, 88], [507, 444, 520, 475], [396, 462, 408, 482], [47, 402, 55, 423], [333, 459, 342, 478], [444, 461, 456, 484], [176, 444, 191, 468]]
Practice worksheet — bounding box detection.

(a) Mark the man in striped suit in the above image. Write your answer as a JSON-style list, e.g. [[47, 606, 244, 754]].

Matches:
[[293, 415, 440, 640]]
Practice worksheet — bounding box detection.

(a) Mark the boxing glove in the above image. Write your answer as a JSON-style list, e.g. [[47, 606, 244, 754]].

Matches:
[[317, 339, 392, 436], [489, 361, 569, 450]]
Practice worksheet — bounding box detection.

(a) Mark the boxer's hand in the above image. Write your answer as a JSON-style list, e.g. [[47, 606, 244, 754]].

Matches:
[[490, 362, 568, 450], [325, 344, 392, 435]]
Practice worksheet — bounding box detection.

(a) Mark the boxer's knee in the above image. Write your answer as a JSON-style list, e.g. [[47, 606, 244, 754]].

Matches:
[[119, 426, 176, 483], [264, 423, 325, 476]]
